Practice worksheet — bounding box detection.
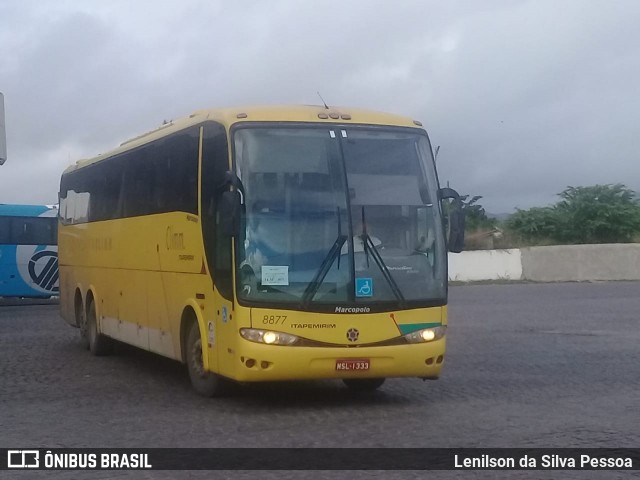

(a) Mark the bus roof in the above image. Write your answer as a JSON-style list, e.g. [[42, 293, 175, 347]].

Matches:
[[0, 204, 58, 217], [64, 105, 425, 174]]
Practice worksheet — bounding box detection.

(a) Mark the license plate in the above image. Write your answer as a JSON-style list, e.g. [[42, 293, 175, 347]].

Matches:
[[335, 359, 370, 371]]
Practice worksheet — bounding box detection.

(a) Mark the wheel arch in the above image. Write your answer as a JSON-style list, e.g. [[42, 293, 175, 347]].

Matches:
[[179, 301, 210, 371]]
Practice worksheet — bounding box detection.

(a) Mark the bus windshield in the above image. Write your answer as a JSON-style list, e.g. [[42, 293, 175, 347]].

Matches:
[[233, 126, 446, 309]]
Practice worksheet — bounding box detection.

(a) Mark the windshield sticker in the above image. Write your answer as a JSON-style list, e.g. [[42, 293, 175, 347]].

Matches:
[[355, 277, 373, 297], [261, 265, 289, 286]]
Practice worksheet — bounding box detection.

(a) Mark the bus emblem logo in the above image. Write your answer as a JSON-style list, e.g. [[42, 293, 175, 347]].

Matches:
[[7, 450, 40, 468], [28, 250, 59, 292], [346, 328, 359, 342]]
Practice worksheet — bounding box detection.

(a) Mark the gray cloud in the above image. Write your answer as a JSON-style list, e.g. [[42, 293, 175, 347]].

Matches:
[[1, 0, 639, 213]]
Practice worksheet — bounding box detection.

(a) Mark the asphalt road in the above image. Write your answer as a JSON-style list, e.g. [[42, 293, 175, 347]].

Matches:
[[1, 282, 639, 480]]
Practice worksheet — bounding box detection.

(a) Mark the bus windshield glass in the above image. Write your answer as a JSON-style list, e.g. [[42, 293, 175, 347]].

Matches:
[[233, 126, 446, 309]]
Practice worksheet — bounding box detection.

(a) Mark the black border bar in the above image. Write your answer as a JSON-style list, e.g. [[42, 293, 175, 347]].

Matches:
[[2, 448, 640, 471]]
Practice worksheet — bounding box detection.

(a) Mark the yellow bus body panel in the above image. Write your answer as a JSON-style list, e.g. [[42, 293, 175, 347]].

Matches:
[[59, 212, 213, 360]]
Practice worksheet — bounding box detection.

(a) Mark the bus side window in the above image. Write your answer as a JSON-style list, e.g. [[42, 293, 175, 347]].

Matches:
[[16, 220, 26, 243], [50, 218, 58, 244], [10, 217, 53, 245], [0, 217, 9, 243], [11, 218, 32, 244], [161, 132, 199, 215]]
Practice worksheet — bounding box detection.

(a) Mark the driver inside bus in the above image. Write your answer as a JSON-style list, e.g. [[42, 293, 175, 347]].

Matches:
[[341, 212, 383, 255]]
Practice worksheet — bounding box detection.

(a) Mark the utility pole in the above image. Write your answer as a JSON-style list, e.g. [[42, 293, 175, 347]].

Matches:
[[0, 92, 6, 165]]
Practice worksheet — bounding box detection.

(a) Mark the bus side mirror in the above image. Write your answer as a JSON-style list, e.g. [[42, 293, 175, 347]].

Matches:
[[438, 187, 465, 253], [219, 190, 241, 237]]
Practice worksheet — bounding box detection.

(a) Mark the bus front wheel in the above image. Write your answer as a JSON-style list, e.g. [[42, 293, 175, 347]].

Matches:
[[343, 378, 386, 391], [186, 322, 233, 397], [86, 298, 113, 356]]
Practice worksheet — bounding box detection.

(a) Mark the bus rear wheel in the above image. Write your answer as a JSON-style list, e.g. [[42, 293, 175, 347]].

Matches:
[[186, 322, 233, 397], [343, 378, 386, 391], [75, 295, 89, 350], [86, 297, 113, 356]]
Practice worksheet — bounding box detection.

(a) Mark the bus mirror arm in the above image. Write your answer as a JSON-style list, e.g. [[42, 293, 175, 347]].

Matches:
[[219, 171, 245, 196], [438, 187, 465, 253], [437, 187, 460, 202]]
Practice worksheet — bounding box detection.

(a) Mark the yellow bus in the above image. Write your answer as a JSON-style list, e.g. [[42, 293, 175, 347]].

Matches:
[[58, 105, 464, 395]]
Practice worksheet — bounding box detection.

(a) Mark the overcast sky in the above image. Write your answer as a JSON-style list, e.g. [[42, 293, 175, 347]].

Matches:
[[1, 0, 639, 213]]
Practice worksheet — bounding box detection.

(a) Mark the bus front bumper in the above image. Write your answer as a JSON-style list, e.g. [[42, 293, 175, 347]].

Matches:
[[226, 338, 446, 382]]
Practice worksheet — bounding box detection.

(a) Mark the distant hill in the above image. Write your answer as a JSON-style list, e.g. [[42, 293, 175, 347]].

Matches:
[[486, 212, 512, 221]]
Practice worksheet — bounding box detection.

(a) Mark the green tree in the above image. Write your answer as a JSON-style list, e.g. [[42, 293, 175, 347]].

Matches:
[[460, 195, 494, 231], [554, 184, 640, 244], [505, 206, 558, 242], [505, 184, 640, 245]]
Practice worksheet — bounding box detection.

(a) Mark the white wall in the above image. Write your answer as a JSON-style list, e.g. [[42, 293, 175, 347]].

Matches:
[[448, 249, 522, 282], [448, 244, 640, 282]]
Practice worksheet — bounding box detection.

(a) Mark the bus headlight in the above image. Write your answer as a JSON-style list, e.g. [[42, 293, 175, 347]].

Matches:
[[403, 326, 446, 344], [240, 328, 299, 346]]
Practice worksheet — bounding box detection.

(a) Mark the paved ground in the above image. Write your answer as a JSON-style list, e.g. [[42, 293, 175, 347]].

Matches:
[[1, 282, 639, 479]]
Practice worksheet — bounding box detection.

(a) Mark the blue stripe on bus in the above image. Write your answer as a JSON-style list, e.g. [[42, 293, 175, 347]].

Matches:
[[397, 322, 442, 335], [0, 204, 54, 217]]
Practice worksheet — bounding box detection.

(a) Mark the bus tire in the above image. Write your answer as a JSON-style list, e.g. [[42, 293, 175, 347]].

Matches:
[[343, 378, 386, 391], [86, 297, 113, 356], [75, 293, 89, 350], [186, 321, 232, 397]]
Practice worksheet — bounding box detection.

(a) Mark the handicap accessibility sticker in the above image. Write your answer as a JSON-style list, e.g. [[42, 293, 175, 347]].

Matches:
[[355, 277, 373, 297]]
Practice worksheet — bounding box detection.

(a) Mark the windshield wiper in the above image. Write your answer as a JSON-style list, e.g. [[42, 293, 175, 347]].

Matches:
[[301, 208, 347, 308], [359, 207, 406, 306]]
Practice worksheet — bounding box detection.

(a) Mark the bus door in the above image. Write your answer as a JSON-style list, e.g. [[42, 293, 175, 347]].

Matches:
[[200, 121, 235, 377], [211, 228, 235, 378]]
